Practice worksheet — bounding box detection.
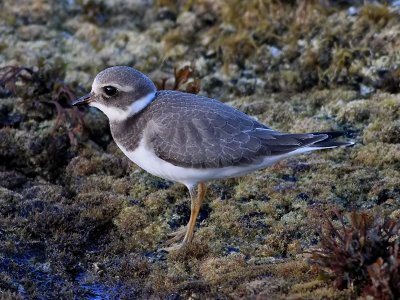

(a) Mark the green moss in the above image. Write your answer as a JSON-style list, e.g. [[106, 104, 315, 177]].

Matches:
[[363, 119, 400, 144], [359, 4, 393, 27], [337, 100, 370, 125], [355, 143, 400, 168], [289, 286, 353, 299], [382, 98, 400, 118], [114, 206, 149, 235], [199, 254, 246, 282], [1, 0, 400, 298], [162, 29, 191, 55], [326, 47, 353, 81]]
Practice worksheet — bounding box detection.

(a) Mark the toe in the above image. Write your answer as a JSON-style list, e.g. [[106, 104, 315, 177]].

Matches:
[[160, 241, 187, 252]]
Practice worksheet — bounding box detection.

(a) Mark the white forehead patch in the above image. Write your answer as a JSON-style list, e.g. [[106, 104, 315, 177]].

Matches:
[[89, 92, 156, 122], [92, 79, 134, 93]]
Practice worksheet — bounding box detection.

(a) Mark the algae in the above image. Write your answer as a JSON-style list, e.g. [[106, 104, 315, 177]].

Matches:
[[1, 0, 400, 299]]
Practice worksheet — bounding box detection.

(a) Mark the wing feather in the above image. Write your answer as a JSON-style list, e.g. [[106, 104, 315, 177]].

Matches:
[[146, 91, 339, 168]]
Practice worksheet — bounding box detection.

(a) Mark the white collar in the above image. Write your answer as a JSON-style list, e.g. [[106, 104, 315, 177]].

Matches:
[[89, 92, 156, 122]]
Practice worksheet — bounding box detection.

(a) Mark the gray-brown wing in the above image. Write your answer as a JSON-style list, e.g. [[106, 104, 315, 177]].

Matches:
[[147, 91, 327, 168]]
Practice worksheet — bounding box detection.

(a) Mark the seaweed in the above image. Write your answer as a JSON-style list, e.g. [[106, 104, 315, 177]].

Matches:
[[362, 244, 400, 299], [359, 4, 393, 27], [76, 0, 108, 25], [1, 0, 400, 298], [374, 68, 400, 94], [308, 209, 400, 297], [155, 65, 200, 94], [0, 63, 85, 146]]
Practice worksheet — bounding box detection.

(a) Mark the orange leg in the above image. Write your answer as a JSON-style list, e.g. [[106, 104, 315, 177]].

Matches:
[[182, 182, 207, 245], [163, 182, 207, 251]]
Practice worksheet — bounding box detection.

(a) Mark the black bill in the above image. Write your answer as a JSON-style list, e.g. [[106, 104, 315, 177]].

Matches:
[[72, 93, 93, 106]]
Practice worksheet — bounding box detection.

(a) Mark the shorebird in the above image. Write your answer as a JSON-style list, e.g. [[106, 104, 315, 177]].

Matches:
[[73, 66, 353, 251]]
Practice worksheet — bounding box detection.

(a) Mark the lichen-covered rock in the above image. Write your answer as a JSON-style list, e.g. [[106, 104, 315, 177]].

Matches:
[[1, 0, 400, 299]]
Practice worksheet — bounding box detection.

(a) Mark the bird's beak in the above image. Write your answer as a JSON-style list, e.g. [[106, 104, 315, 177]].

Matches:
[[72, 93, 93, 106]]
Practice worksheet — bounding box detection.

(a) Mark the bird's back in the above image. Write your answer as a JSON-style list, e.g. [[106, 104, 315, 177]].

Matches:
[[140, 91, 349, 168]]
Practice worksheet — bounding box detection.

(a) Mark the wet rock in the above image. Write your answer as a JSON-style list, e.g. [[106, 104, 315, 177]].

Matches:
[[239, 212, 269, 230], [296, 193, 310, 201], [156, 7, 177, 22], [201, 75, 225, 98], [0, 86, 12, 98], [0, 112, 23, 127], [268, 46, 282, 58], [145, 250, 167, 263], [359, 83, 374, 96], [235, 77, 257, 96], [168, 202, 190, 230], [223, 246, 240, 255], [177, 11, 198, 35], [0, 128, 25, 168], [165, 293, 182, 300], [198, 203, 211, 223], [347, 6, 359, 16], [281, 174, 297, 182], [17, 25, 48, 41], [83, 109, 111, 148], [1, 1, 400, 298], [374, 68, 400, 93], [19, 199, 46, 218], [219, 189, 231, 200], [0, 171, 27, 190], [0, 187, 23, 215], [21, 184, 64, 203]]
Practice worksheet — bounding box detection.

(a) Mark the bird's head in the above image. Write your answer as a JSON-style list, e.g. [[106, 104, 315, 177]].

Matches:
[[72, 66, 157, 122]]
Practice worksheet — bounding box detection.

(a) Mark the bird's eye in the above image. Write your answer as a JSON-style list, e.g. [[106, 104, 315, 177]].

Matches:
[[103, 86, 118, 97]]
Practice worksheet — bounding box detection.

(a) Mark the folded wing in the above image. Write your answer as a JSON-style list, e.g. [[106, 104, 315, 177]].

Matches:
[[147, 91, 352, 169]]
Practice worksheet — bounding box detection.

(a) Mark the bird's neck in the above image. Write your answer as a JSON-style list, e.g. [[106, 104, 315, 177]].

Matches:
[[109, 101, 153, 152]]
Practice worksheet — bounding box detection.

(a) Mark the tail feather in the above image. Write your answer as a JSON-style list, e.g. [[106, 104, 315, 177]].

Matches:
[[249, 128, 354, 156], [272, 131, 354, 150], [310, 131, 347, 139], [309, 131, 354, 148], [312, 140, 354, 148]]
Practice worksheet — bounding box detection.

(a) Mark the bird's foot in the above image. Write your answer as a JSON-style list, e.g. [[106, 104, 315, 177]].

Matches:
[[160, 241, 187, 252], [165, 226, 187, 245], [160, 182, 207, 252], [160, 226, 189, 252]]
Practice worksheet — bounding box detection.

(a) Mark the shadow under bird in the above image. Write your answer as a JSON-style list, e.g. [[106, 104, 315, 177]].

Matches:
[[73, 66, 353, 251]]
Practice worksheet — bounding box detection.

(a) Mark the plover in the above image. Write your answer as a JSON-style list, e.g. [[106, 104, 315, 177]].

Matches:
[[73, 66, 353, 250]]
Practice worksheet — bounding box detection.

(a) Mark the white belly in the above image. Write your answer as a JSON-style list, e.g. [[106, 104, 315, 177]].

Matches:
[[116, 139, 320, 188]]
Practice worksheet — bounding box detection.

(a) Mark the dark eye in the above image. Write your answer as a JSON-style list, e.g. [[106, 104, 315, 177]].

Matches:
[[103, 86, 118, 97]]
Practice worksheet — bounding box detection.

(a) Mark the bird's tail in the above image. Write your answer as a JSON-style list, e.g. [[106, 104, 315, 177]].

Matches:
[[308, 131, 354, 148], [248, 128, 354, 155]]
